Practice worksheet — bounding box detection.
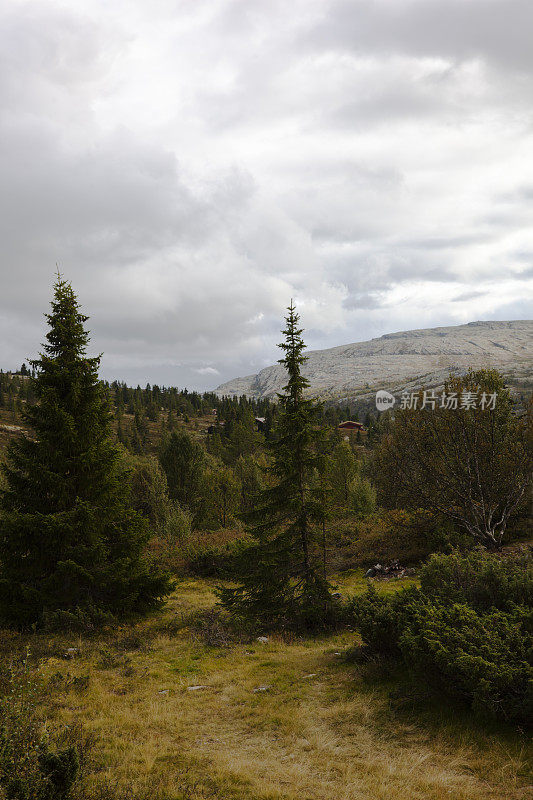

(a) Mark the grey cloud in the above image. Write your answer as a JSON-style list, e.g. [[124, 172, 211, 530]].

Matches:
[[332, 89, 441, 128], [0, 0, 530, 389], [403, 235, 487, 250], [0, 126, 208, 311], [489, 298, 533, 321], [342, 291, 386, 310], [498, 185, 533, 203], [452, 290, 487, 302], [307, 1, 533, 73]]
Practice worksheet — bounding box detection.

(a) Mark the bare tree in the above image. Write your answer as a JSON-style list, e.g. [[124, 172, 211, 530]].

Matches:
[[371, 370, 532, 550]]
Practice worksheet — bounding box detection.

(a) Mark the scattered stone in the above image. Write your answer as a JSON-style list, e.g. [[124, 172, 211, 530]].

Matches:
[[64, 648, 79, 659], [302, 673, 317, 679], [365, 560, 415, 580], [158, 689, 169, 695], [331, 592, 342, 599], [256, 636, 269, 643], [187, 685, 208, 691], [253, 685, 271, 692]]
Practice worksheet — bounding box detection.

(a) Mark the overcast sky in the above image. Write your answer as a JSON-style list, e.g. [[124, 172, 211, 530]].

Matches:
[[1, 0, 532, 390]]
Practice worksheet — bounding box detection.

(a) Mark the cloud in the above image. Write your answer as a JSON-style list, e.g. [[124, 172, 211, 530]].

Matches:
[[452, 290, 487, 303], [0, 0, 531, 390], [194, 366, 221, 376], [306, 0, 533, 74]]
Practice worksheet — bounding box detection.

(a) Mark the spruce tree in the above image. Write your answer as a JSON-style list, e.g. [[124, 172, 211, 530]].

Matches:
[[219, 302, 334, 630], [0, 277, 171, 627], [158, 430, 205, 510], [328, 440, 358, 508]]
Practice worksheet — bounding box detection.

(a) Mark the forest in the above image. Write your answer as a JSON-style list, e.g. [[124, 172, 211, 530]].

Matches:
[[0, 278, 531, 800]]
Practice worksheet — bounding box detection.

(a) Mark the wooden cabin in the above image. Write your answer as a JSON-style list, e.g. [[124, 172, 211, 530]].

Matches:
[[338, 420, 364, 431], [337, 420, 365, 440]]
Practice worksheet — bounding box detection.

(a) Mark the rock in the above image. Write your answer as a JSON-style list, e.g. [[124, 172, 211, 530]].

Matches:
[[367, 560, 411, 579], [158, 690, 169, 695], [187, 685, 208, 691], [302, 673, 317, 679], [256, 636, 269, 643], [253, 685, 271, 692], [215, 321, 533, 404], [331, 592, 342, 599], [64, 648, 79, 659]]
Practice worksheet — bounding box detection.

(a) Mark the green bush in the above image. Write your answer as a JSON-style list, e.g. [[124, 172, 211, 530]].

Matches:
[[186, 537, 252, 578], [399, 601, 532, 724], [349, 476, 376, 517], [347, 551, 533, 724], [41, 606, 115, 634], [0, 654, 84, 799], [345, 583, 421, 657], [340, 510, 439, 569], [419, 550, 533, 612]]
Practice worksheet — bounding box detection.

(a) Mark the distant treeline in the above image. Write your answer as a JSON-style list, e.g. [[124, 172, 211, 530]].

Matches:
[[0, 365, 375, 439]]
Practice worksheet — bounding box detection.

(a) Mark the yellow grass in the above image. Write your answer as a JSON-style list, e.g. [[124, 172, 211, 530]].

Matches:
[[6, 576, 532, 800]]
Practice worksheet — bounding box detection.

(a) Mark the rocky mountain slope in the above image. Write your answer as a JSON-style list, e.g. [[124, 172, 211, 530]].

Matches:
[[216, 320, 533, 407]]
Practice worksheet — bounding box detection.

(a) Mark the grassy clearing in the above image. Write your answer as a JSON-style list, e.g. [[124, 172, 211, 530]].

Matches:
[[1, 574, 531, 800]]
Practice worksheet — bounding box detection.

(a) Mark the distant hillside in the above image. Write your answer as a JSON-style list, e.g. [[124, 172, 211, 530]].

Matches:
[[216, 320, 533, 408]]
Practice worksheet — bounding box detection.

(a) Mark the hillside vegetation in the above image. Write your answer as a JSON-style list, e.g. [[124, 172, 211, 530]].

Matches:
[[0, 281, 531, 800]]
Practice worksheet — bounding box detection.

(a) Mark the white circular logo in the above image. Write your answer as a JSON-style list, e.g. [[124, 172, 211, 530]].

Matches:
[[375, 390, 396, 411]]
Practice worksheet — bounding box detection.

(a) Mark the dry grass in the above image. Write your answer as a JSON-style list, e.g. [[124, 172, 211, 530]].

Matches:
[[2, 576, 531, 800]]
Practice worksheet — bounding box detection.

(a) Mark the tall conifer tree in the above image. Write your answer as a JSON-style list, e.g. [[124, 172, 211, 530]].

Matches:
[[219, 302, 333, 630], [158, 430, 206, 510], [0, 277, 171, 626]]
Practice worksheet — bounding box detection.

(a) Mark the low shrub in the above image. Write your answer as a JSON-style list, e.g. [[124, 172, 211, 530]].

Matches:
[[344, 583, 421, 657], [0, 652, 89, 799], [332, 510, 442, 571], [42, 606, 115, 634], [399, 601, 532, 723], [186, 537, 252, 578], [188, 608, 247, 647], [346, 551, 533, 724], [419, 549, 533, 612]]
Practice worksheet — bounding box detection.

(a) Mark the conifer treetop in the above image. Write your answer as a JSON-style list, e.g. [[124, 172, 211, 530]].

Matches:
[[277, 300, 310, 406], [33, 275, 99, 373]]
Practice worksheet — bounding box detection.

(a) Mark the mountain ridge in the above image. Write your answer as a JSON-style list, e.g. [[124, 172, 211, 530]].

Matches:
[[215, 320, 533, 406]]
